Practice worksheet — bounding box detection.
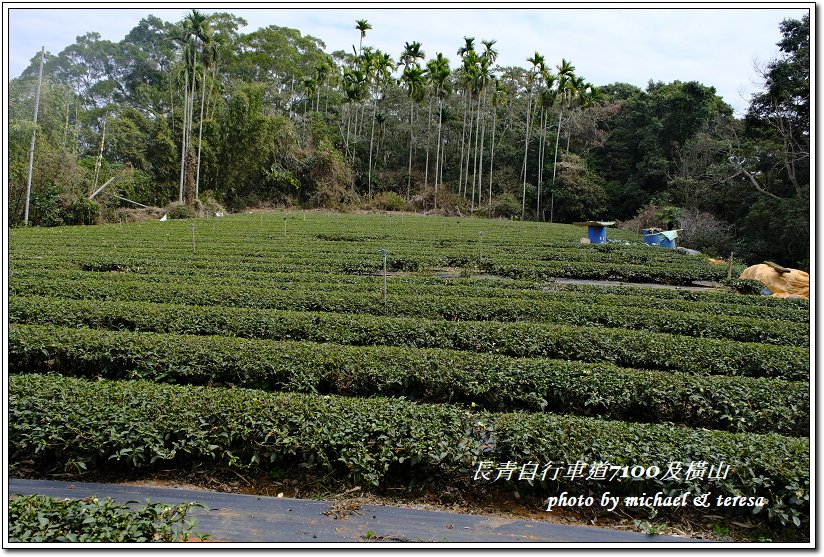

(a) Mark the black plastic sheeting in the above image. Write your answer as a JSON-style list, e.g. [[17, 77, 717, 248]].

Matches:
[[8, 479, 705, 544]]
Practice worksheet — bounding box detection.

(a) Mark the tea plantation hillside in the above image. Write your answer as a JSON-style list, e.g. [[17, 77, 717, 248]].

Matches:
[[8, 211, 810, 541]]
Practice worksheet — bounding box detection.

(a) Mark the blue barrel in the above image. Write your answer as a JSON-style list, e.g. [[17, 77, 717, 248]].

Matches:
[[642, 229, 660, 245], [587, 225, 607, 244], [659, 235, 676, 249]]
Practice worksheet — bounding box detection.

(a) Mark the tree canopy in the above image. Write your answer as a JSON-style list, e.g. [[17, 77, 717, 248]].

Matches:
[[8, 12, 810, 268]]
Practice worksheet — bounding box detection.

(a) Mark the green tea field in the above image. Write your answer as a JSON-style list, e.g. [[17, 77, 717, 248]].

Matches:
[[7, 211, 810, 541]]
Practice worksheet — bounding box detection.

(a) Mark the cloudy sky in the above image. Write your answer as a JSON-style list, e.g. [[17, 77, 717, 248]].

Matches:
[[6, 5, 810, 115]]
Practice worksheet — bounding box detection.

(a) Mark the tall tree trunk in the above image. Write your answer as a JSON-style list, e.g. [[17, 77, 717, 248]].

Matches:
[[434, 89, 443, 211], [550, 108, 563, 223], [24, 46, 45, 226], [407, 99, 414, 199], [478, 95, 486, 209], [186, 50, 198, 203], [63, 99, 71, 150], [471, 92, 481, 209], [73, 98, 80, 157], [521, 87, 533, 220], [488, 105, 497, 214], [289, 77, 295, 119], [424, 94, 432, 192], [458, 92, 468, 197], [464, 101, 474, 201], [195, 61, 207, 203], [345, 103, 352, 154], [536, 107, 545, 219], [205, 65, 217, 121], [179, 68, 189, 203], [439, 127, 446, 190], [169, 66, 176, 137], [367, 93, 376, 199], [92, 112, 108, 192], [351, 103, 359, 165]]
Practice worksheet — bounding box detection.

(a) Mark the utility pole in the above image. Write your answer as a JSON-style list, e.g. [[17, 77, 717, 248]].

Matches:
[[24, 46, 45, 226]]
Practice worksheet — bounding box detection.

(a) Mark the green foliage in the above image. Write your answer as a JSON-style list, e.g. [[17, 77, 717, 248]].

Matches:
[[9, 273, 808, 346], [655, 206, 681, 227], [491, 192, 521, 219], [8, 374, 810, 528], [9, 323, 809, 435], [8, 494, 204, 542], [28, 182, 65, 226], [61, 196, 100, 225], [551, 152, 608, 221], [9, 296, 808, 381], [7, 212, 810, 538], [165, 202, 196, 219], [721, 278, 770, 296], [6, 13, 810, 270], [371, 191, 406, 211]]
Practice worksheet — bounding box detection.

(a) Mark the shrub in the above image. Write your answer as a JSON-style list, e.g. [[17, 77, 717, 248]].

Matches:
[[59, 195, 100, 225], [197, 191, 226, 216], [722, 278, 771, 296], [9, 323, 809, 435], [678, 208, 736, 257], [491, 193, 521, 219], [8, 495, 204, 542], [165, 202, 196, 219], [370, 191, 406, 211], [8, 374, 810, 529]]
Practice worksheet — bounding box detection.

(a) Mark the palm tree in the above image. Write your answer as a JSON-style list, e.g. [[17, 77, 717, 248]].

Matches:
[[173, 34, 192, 203], [427, 52, 451, 210], [193, 16, 214, 203], [400, 64, 426, 199], [549, 58, 578, 221], [367, 50, 394, 198], [342, 66, 367, 166], [314, 60, 331, 114], [521, 51, 544, 219], [355, 19, 371, 57], [399, 41, 426, 198], [487, 78, 508, 213], [460, 50, 482, 201], [474, 40, 497, 208], [399, 41, 424, 68], [535, 63, 556, 220], [302, 77, 317, 113], [456, 37, 475, 197], [173, 9, 210, 204]]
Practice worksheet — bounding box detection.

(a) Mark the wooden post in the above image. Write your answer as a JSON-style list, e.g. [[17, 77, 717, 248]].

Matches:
[[478, 231, 484, 268], [727, 252, 734, 280], [283, 217, 287, 237], [24, 46, 45, 226], [192, 223, 196, 253]]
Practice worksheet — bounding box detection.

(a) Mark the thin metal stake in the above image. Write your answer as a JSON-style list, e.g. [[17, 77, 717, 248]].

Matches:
[[478, 231, 484, 268], [379, 249, 388, 304], [283, 217, 287, 237]]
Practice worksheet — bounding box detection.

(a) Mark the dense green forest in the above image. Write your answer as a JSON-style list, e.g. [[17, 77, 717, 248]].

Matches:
[[8, 11, 809, 268]]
